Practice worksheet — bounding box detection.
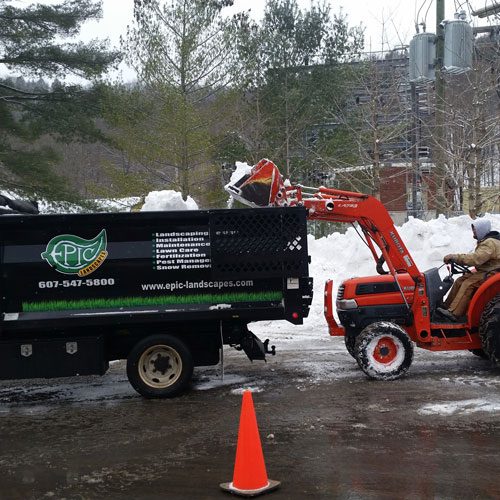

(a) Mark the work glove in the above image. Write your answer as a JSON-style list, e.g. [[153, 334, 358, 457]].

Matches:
[[443, 254, 455, 264]]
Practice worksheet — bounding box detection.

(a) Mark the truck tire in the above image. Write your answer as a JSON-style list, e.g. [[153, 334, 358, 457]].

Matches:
[[354, 322, 413, 380], [127, 334, 193, 398], [479, 293, 500, 366]]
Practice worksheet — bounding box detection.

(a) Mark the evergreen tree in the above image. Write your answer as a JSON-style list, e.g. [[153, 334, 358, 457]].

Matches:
[[105, 0, 241, 202], [0, 0, 120, 201], [236, 0, 363, 180]]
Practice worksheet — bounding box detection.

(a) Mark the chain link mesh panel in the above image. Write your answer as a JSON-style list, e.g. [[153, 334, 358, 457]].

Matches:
[[210, 207, 309, 278]]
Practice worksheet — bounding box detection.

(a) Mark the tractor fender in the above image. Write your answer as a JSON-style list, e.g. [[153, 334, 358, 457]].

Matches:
[[468, 273, 500, 326]]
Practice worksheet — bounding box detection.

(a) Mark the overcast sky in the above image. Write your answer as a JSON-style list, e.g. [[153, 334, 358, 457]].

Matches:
[[15, 0, 500, 80], [75, 0, 498, 48]]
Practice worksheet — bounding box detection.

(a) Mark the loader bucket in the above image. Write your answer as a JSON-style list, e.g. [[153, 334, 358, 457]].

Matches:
[[225, 159, 287, 207]]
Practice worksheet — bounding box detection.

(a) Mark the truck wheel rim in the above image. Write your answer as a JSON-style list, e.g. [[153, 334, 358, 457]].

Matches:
[[138, 345, 182, 388]]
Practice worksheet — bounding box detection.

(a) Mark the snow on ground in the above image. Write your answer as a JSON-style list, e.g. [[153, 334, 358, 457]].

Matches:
[[418, 398, 500, 416], [1, 190, 142, 214], [93, 197, 142, 212]]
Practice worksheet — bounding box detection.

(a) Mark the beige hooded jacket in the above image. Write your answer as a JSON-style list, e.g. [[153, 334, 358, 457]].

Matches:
[[446, 219, 500, 272]]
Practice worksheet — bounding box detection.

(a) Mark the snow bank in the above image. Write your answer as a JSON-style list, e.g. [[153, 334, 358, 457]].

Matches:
[[225, 161, 252, 208], [140, 190, 198, 211], [288, 213, 500, 330]]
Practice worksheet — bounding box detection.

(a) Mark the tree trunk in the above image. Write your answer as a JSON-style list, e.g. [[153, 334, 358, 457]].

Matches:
[[372, 112, 381, 201], [467, 161, 476, 218], [285, 71, 291, 178]]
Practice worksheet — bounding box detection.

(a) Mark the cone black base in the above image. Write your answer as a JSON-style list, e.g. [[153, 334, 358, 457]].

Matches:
[[220, 479, 281, 497]]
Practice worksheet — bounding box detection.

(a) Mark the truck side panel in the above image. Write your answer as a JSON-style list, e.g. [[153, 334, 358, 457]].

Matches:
[[0, 207, 310, 336]]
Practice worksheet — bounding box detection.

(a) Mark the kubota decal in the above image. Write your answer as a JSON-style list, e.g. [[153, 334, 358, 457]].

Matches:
[[389, 231, 404, 255], [41, 229, 108, 276]]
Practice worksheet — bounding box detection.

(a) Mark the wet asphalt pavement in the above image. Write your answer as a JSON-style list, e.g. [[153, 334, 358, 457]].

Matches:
[[1, 330, 500, 500]]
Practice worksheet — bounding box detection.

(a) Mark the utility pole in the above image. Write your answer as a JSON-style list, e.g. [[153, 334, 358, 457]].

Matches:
[[434, 0, 447, 215], [410, 81, 419, 217]]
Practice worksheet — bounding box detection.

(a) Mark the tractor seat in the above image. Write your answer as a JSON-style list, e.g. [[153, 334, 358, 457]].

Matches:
[[423, 267, 453, 317]]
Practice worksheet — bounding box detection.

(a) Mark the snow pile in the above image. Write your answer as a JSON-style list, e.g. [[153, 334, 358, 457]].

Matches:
[[140, 190, 198, 211], [276, 213, 500, 330], [225, 161, 252, 208]]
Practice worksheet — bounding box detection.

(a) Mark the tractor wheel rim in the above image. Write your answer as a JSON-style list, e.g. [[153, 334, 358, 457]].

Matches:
[[138, 345, 182, 389], [372, 336, 399, 364]]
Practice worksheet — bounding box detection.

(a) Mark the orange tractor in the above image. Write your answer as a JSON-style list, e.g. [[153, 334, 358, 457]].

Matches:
[[226, 159, 500, 380]]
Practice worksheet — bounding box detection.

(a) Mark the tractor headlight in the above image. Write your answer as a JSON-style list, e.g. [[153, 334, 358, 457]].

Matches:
[[336, 299, 358, 310]]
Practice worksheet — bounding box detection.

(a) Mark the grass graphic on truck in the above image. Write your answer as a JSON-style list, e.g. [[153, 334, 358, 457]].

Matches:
[[23, 291, 283, 312]]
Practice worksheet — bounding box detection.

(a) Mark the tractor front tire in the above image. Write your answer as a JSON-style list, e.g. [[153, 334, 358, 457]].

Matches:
[[355, 322, 414, 380], [479, 293, 500, 366], [469, 349, 489, 360], [344, 328, 359, 358]]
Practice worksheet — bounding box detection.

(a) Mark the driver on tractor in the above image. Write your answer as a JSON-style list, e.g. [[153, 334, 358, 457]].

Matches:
[[437, 218, 500, 322]]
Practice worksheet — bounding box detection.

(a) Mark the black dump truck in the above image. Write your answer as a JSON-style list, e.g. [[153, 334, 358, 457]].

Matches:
[[0, 207, 312, 398]]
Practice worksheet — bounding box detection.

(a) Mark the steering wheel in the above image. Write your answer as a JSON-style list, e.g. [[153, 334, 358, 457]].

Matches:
[[376, 254, 389, 275], [448, 259, 471, 275]]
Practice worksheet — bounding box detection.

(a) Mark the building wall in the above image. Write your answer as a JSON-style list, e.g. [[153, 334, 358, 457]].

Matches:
[[380, 164, 436, 212], [462, 187, 500, 214], [380, 165, 408, 211]]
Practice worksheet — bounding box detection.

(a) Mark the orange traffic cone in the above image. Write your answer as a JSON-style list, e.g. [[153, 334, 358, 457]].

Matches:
[[220, 390, 280, 497]]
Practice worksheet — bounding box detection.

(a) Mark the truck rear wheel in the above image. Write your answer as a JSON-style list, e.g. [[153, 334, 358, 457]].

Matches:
[[127, 334, 193, 398], [479, 293, 500, 366], [354, 322, 413, 380]]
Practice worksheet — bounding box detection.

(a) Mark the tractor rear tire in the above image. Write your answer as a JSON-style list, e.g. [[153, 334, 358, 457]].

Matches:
[[469, 349, 489, 360], [479, 293, 500, 366], [354, 322, 414, 380]]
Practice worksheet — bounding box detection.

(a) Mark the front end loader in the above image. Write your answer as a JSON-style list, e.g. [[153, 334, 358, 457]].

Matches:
[[226, 159, 500, 380]]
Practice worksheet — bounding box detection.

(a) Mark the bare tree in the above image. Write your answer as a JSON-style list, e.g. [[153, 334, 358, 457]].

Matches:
[[316, 50, 410, 201], [433, 35, 500, 217]]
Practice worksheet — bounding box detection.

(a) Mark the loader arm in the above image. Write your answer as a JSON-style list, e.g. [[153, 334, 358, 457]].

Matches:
[[226, 159, 422, 283], [226, 160, 434, 340], [287, 185, 422, 283]]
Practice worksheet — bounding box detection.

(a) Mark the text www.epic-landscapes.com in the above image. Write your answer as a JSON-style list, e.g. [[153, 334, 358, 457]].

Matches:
[[141, 280, 254, 292]]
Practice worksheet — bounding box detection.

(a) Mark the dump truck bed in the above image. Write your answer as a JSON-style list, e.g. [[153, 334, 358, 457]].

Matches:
[[0, 207, 312, 335]]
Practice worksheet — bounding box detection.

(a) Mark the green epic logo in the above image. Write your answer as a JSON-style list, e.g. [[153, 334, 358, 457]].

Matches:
[[41, 229, 108, 276]]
